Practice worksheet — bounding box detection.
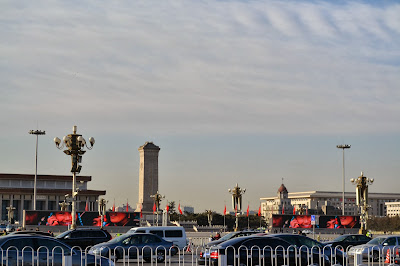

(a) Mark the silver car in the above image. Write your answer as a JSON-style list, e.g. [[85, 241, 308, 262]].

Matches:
[[348, 236, 400, 261]]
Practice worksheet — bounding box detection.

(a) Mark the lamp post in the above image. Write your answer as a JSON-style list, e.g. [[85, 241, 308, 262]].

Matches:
[[351, 172, 373, 234], [6, 205, 16, 224], [54, 125, 95, 229], [59, 200, 70, 211], [98, 198, 108, 229], [150, 191, 164, 226], [29, 129, 46, 210], [337, 144, 351, 215], [228, 183, 246, 231], [206, 209, 213, 227]]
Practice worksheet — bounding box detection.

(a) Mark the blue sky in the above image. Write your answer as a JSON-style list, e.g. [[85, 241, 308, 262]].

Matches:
[[1, 0, 399, 213]]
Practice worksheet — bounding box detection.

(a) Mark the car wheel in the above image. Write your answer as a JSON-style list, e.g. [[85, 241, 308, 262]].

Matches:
[[373, 251, 379, 262], [156, 250, 166, 263]]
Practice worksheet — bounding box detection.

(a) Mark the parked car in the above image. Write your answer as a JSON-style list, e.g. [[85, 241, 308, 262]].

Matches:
[[0, 234, 113, 265], [205, 230, 259, 247], [0, 224, 7, 232], [89, 232, 178, 262], [269, 233, 346, 265], [128, 226, 188, 249], [324, 234, 371, 251], [56, 228, 112, 250], [199, 235, 330, 266], [6, 224, 16, 233], [347, 236, 400, 261]]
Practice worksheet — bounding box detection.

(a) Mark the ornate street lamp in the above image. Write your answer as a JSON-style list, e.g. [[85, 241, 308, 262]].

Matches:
[[6, 205, 16, 224], [150, 191, 164, 226], [228, 183, 246, 231], [337, 144, 351, 215], [54, 125, 94, 229], [351, 172, 374, 234], [206, 209, 213, 227], [29, 129, 46, 210], [98, 198, 108, 229], [59, 200, 70, 211]]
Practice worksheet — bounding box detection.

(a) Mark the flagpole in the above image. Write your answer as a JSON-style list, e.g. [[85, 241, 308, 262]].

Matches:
[[223, 202, 226, 232], [247, 202, 249, 230]]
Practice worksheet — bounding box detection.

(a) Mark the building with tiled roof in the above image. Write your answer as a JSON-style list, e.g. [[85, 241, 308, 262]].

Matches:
[[0, 173, 106, 222]]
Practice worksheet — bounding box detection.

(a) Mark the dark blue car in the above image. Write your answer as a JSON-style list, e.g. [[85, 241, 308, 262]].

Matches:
[[89, 232, 178, 262]]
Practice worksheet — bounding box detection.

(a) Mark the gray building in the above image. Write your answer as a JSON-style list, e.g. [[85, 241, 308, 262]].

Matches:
[[0, 173, 106, 223]]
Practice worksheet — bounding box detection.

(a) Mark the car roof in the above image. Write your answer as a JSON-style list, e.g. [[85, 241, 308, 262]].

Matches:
[[218, 235, 289, 248]]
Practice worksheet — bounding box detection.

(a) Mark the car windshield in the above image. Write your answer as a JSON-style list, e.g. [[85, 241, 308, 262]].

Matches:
[[219, 232, 235, 241], [367, 237, 385, 245], [333, 235, 349, 242]]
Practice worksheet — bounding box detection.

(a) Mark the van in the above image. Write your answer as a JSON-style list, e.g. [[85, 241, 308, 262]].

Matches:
[[128, 226, 188, 249]]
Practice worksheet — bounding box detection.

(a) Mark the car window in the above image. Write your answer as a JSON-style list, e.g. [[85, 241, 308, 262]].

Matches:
[[128, 235, 141, 245], [2, 238, 35, 250], [358, 235, 370, 241], [149, 230, 164, 238], [136, 229, 146, 233], [89, 231, 106, 238], [70, 231, 85, 238], [143, 235, 161, 244], [384, 238, 396, 246], [275, 236, 298, 246], [165, 230, 182, 238]]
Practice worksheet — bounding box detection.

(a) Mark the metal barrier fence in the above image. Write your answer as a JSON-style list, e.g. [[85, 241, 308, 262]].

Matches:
[[1, 243, 400, 265]]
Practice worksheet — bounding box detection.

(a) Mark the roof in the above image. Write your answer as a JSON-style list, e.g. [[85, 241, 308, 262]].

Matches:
[[0, 173, 91, 182], [277, 184, 288, 193], [138, 141, 160, 151], [0, 188, 105, 196]]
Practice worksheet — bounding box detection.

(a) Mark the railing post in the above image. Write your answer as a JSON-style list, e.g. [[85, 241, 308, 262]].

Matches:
[[62, 255, 72, 266]]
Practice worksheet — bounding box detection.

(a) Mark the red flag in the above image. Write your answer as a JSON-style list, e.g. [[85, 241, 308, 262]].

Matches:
[[282, 203, 285, 214], [112, 202, 115, 212], [246, 205, 249, 217], [223, 205, 226, 216], [235, 205, 238, 216], [178, 203, 183, 215], [126, 200, 129, 212], [153, 202, 156, 214], [293, 206, 296, 215], [140, 205, 143, 218], [258, 205, 261, 216], [85, 198, 89, 211], [166, 204, 170, 213], [306, 208, 308, 215]]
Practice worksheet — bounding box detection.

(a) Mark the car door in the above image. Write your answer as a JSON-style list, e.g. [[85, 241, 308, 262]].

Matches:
[[122, 234, 143, 258]]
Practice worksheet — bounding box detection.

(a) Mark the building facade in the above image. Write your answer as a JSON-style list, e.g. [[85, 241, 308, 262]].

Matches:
[[260, 183, 400, 221], [0, 173, 106, 223], [385, 202, 400, 217]]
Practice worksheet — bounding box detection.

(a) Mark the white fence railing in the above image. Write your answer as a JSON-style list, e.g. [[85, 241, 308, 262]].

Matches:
[[1, 243, 400, 265]]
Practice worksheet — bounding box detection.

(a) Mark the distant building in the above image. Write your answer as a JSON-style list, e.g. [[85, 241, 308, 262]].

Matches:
[[385, 202, 400, 217], [260, 183, 400, 220], [183, 206, 194, 214], [0, 173, 106, 222]]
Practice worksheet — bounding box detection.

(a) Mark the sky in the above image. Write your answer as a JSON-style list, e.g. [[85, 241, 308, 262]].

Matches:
[[1, 0, 400, 214]]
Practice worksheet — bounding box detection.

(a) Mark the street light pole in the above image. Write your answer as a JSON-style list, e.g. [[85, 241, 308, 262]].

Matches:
[[54, 126, 95, 229], [228, 183, 246, 231], [29, 129, 46, 210], [337, 144, 351, 215], [351, 172, 374, 234]]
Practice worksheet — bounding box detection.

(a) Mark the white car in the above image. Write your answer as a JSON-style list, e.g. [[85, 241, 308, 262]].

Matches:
[[348, 236, 400, 261]]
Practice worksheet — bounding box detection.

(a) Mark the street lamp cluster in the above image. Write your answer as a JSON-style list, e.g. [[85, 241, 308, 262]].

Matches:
[[54, 125, 95, 229], [351, 172, 374, 234], [228, 183, 246, 231]]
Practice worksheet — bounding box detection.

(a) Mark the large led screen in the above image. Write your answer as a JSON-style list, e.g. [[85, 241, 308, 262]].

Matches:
[[272, 215, 312, 228], [319, 215, 360, 229], [25, 211, 140, 227]]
